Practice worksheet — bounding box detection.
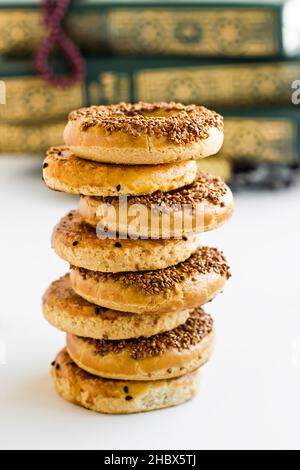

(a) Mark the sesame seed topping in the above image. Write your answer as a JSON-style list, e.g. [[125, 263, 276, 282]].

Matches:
[[54, 211, 130, 244], [47, 146, 72, 160], [77, 308, 213, 360], [73, 246, 231, 295], [69, 102, 223, 145], [92, 173, 228, 209]]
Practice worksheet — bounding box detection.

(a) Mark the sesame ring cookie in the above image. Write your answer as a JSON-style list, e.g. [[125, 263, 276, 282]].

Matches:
[[43, 147, 198, 197], [52, 349, 200, 414], [70, 247, 231, 315], [52, 211, 200, 272], [79, 173, 234, 239], [64, 102, 224, 165], [66, 308, 214, 381], [43, 275, 191, 340]]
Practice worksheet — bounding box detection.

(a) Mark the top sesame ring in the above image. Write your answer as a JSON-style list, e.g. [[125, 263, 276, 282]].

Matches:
[[64, 102, 224, 165]]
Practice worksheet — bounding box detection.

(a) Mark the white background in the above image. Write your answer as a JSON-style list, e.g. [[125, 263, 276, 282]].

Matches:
[[0, 155, 300, 450]]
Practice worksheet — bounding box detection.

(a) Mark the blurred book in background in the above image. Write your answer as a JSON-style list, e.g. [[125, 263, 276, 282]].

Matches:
[[0, 0, 299, 190], [224, 109, 300, 190], [222, 109, 300, 166], [197, 157, 232, 182], [0, 121, 65, 154], [1, 58, 300, 123], [0, 0, 299, 58]]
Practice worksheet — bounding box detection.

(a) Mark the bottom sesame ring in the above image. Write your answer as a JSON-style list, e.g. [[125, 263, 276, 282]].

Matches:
[[43, 274, 191, 340], [70, 246, 231, 315], [52, 349, 200, 414], [66, 308, 214, 381]]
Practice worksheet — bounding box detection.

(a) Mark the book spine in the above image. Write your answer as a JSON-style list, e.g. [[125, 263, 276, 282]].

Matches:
[[1, 61, 299, 163], [0, 76, 84, 123], [223, 115, 300, 164], [0, 121, 65, 153], [85, 60, 299, 109], [197, 157, 232, 182], [0, 5, 283, 58], [0, 10, 44, 56]]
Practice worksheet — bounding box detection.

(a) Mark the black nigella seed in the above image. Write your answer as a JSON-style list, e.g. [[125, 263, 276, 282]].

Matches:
[[43, 163, 48, 169], [55, 364, 60, 371], [57, 151, 62, 156], [183, 236, 188, 241], [116, 185, 121, 192], [115, 242, 122, 248], [125, 396, 133, 401], [51, 361, 56, 367], [72, 241, 79, 247], [123, 386, 129, 394]]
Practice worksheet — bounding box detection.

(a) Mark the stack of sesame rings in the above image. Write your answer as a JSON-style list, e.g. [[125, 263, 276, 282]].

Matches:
[[42, 102, 234, 415]]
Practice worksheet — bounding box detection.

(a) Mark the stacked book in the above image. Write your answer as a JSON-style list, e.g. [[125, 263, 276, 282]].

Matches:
[[1, 0, 300, 187]]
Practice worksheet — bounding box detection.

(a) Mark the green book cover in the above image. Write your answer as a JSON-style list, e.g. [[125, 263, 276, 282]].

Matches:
[[0, 57, 299, 123], [0, 121, 65, 153], [0, 1, 298, 58], [83, 57, 300, 109], [223, 108, 300, 164], [0, 57, 299, 163]]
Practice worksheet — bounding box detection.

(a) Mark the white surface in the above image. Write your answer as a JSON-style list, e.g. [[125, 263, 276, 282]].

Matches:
[[0, 155, 300, 451]]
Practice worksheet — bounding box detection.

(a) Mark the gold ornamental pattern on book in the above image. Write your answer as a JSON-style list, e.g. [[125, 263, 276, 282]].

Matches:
[[222, 119, 298, 163], [0, 78, 84, 123], [0, 11, 107, 55], [0, 122, 65, 153], [134, 63, 299, 107], [108, 9, 278, 57], [0, 8, 278, 56], [0, 11, 44, 55], [88, 73, 131, 106]]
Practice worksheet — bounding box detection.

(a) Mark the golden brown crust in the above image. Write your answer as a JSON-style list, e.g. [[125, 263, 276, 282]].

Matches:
[[68, 102, 224, 144], [66, 309, 214, 381], [52, 349, 200, 414], [70, 247, 231, 314], [78, 174, 234, 238], [52, 211, 200, 272], [43, 275, 191, 339], [43, 146, 198, 196], [64, 102, 224, 164]]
